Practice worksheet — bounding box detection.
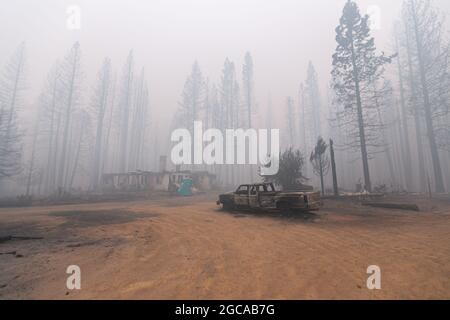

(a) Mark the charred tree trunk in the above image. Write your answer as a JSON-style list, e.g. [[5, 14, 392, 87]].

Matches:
[[319, 157, 325, 195], [410, 2, 445, 193], [330, 139, 339, 196], [350, 31, 371, 192], [395, 32, 414, 191], [57, 43, 80, 192], [405, 23, 427, 192], [26, 121, 39, 197], [68, 128, 83, 191], [119, 52, 133, 173]]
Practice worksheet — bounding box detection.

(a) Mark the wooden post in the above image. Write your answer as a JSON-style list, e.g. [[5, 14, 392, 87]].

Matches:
[[330, 139, 339, 196]]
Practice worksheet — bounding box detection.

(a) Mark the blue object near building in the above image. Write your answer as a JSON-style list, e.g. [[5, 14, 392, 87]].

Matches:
[[177, 178, 193, 196]]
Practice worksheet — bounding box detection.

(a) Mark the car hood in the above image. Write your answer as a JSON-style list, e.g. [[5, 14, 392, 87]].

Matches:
[[219, 191, 234, 196]]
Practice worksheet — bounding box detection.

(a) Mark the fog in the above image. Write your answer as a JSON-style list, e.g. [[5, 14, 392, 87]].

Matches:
[[0, 0, 414, 123], [1, 0, 450, 197]]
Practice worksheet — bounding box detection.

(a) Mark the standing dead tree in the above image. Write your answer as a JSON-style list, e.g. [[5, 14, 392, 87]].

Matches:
[[0, 42, 26, 181], [286, 97, 296, 148], [305, 62, 323, 141], [219, 59, 239, 185], [329, 139, 339, 196], [394, 23, 414, 191], [129, 67, 150, 171], [90, 58, 112, 190], [56, 42, 82, 193], [242, 52, 255, 129], [117, 51, 134, 173], [401, 0, 449, 192]]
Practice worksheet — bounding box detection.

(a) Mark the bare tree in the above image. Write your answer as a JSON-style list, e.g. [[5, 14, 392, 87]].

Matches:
[[286, 96, 296, 148], [402, 0, 449, 192], [219, 58, 239, 185], [56, 42, 82, 192], [394, 23, 414, 191], [90, 58, 112, 190], [305, 62, 322, 140], [102, 72, 117, 175], [0, 42, 26, 180], [39, 62, 63, 194], [67, 109, 92, 191], [118, 51, 134, 173], [25, 99, 43, 196], [129, 67, 150, 171]]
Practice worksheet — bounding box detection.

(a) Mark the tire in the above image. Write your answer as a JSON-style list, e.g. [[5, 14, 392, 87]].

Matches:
[[276, 202, 293, 214], [222, 202, 235, 211], [276, 201, 289, 210]]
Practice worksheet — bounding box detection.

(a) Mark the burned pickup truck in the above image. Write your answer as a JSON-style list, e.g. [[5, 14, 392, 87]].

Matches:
[[217, 182, 321, 211]]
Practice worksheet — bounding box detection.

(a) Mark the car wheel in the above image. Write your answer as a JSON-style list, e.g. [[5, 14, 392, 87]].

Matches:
[[223, 202, 235, 211]]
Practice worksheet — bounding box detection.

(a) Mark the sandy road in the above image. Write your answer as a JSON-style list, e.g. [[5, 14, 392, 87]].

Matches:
[[0, 194, 449, 299]]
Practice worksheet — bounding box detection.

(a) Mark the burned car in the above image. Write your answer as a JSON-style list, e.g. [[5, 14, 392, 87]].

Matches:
[[217, 182, 321, 211]]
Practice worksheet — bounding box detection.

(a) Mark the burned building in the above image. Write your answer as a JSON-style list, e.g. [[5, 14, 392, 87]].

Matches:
[[101, 170, 216, 193]]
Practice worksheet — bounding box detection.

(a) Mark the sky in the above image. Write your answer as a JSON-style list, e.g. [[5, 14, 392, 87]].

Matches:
[[1, 0, 449, 131]]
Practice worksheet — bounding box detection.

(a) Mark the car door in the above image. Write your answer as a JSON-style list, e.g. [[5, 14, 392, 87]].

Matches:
[[234, 185, 249, 206], [249, 185, 259, 208]]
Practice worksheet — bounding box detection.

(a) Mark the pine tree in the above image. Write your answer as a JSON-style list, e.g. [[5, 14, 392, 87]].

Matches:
[[176, 61, 204, 130], [331, 0, 393, 192]]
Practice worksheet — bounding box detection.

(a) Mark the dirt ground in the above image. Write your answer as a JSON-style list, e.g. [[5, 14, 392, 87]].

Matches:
[[0, 193, 449, 300]]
